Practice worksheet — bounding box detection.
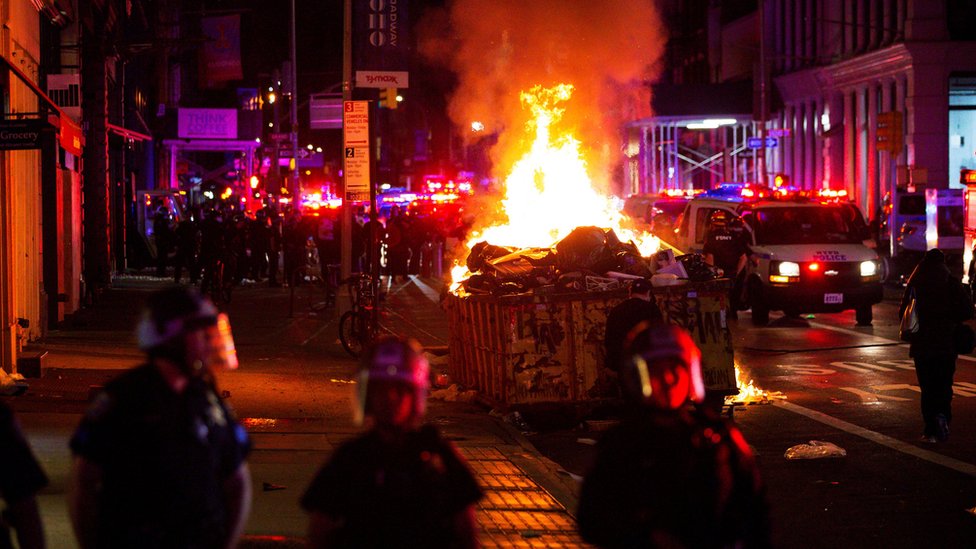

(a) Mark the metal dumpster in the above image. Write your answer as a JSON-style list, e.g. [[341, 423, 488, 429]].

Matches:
[[446, 278, 737, 407]]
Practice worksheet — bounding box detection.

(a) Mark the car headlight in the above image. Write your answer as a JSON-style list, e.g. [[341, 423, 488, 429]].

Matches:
[[778, 261, 800, 277], [860, 260, 877, 277]]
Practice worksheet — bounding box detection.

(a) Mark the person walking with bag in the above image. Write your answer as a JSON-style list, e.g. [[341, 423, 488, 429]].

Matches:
[[899, 248, 974, 443]]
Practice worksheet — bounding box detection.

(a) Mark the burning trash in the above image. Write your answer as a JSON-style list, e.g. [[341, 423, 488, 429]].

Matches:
[[448, 85, 721, 297], [454, 226, 720, 297]]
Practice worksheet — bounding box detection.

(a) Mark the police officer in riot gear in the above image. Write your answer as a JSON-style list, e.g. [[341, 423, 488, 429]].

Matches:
[[302, 336, 483, 548], [578, 321, 770, 548], [68, 286, 252, 549]]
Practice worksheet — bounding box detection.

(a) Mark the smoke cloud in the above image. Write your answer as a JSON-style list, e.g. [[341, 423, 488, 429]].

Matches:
[[419, 0, 665, 192]]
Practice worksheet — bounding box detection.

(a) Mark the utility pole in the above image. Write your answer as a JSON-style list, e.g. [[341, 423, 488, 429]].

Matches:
[[290, 0, 301, 198], [340, 0, 353, 281], [758, 0, 767, 187]]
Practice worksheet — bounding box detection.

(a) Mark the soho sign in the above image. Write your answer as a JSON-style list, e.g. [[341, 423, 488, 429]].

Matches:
[[368, 0, 399, 47]]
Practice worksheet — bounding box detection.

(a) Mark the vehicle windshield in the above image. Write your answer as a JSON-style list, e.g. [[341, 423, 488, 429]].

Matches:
[[748, 205, 865, 245]]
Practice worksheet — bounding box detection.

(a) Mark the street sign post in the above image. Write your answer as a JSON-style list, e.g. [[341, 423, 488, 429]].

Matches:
[[342, 100, 371, 202], [746, 137, 778, 149]]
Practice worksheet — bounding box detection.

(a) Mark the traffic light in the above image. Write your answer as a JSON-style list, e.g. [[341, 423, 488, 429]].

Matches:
[[378, 88, 398, 109], [249, 175, 260, 189], [773, 173, 789, 188]]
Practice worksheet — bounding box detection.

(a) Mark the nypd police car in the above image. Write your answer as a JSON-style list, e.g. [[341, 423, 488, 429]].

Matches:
[[672, 184, 883, 326]]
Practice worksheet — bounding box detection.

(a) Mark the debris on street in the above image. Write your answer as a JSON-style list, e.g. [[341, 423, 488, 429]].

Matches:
[[784, 440, 848, 460]]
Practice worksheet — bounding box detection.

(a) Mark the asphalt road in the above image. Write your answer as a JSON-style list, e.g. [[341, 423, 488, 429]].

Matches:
[[9, 275, 976, 548], [527, 285, 976, 548]]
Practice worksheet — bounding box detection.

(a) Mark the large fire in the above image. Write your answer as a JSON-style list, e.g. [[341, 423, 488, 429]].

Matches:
[[450, 84, 659, 291]]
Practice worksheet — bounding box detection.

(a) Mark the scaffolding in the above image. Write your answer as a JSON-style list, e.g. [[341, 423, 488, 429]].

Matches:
[[625, 115, 766, 196]]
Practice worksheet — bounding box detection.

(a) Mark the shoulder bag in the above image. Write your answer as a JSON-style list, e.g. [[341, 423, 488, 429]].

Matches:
[[899, 286, 919, 342]]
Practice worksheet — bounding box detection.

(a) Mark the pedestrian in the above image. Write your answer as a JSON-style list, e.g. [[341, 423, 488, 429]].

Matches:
[[267, 206, 283, 287], [385, 205, 411, 282], [282, 209, 307, 287], [67, 286, 252, 549], [604, 278, 662, 373], [0, 400, 47, 549], [314, 210, 340, 286], [899, 248, 974, 442], [578, 321, 770, 548], [198, 208, 226, 295], [172, 208, 201, 285], [153, 205, 175, 278], [248, 209, 271, 282], [301, 335, 483, 548]]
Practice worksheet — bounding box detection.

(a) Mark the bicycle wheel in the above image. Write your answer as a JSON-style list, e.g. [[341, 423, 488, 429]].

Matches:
[[339, 310, 367, 357]]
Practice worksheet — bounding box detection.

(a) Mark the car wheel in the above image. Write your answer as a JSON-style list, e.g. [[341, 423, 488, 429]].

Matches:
[[855, 305, 873, 326]]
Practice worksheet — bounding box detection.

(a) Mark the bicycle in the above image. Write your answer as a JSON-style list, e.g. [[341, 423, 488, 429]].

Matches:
[[338, 272, 377, 357]]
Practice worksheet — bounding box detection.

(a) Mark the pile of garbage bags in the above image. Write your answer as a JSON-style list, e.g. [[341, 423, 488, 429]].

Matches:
[[457, 226, 722, 296]]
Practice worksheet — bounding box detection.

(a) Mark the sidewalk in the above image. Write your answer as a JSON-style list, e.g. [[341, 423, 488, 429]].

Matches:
[[14, 273, 589, 548]]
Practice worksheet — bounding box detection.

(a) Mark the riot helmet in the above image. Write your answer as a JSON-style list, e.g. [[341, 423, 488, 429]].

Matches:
[[619, 321, 705, 409], [136, 286, 238, 373], [708, 209, 730, 229], [354, 335, 430, 426]]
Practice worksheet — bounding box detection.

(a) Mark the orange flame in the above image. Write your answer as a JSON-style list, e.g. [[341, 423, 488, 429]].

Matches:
[[727, 363, 784, 404], [450, 84, 658, 292]]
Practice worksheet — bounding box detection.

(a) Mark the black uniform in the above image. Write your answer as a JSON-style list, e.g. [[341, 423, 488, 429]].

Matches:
[[301, 424, 483, 548], [70, 364, 251, 549], [703, 226, 749, 278], [578, 407, 770, 548], [0, 401, 48, 507]]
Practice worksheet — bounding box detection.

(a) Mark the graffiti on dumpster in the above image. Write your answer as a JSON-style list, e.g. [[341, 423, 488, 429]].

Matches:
[[510, 303, 572, 401], [524, 308, 566, 356], [654, 289, 736, 392], [446, 280, 738, 405]]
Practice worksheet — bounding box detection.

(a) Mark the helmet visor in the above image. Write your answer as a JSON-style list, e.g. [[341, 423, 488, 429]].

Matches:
[[204, 313, 239, 370]]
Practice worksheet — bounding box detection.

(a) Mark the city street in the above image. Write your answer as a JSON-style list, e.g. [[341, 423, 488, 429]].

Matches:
[[7, 275, 976, 548]]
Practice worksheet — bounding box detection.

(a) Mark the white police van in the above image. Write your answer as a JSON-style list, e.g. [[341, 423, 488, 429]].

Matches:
[[672, 184, 883, 326]]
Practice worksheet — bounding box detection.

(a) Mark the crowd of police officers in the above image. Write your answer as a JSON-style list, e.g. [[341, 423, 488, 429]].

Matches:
[[150, 200, 466, 293]]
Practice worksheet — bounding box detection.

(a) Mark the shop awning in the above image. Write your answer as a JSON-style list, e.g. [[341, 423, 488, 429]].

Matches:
[[107, 123, 152, 142], [0, 54, 84, 156]]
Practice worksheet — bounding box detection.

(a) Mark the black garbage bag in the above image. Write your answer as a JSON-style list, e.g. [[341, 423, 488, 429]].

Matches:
[[589, 239, 653, 277], [555, 226, 616, 272], [609, 249, 654, 277], [461, 273, 497, 294], [466, 241, 516, 273], [676, 253, 721, 281]]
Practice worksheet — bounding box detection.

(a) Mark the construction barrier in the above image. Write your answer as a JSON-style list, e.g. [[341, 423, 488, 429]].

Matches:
[[446, 278, 737, 407]]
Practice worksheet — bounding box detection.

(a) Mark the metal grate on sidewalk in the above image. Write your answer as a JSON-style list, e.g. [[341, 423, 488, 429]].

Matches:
[[458, 446, 591, 548]]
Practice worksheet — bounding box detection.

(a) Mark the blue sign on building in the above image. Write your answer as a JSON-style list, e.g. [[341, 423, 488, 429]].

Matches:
[[746, 137, 779, 149]]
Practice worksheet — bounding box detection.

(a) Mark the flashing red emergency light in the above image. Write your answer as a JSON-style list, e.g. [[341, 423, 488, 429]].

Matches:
[[773, 174, 789, 188], [807, 262, 820, 272]]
